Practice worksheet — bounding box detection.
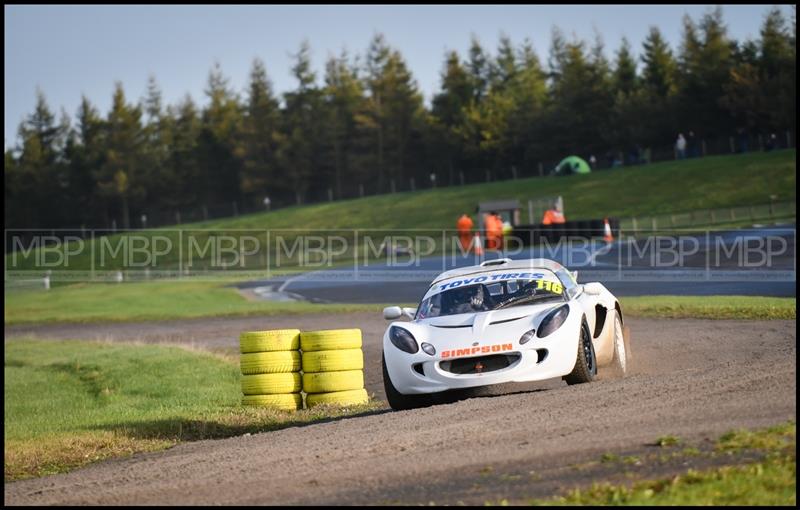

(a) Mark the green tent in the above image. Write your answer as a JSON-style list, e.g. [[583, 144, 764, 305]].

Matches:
[[554, 155, 591, 175]]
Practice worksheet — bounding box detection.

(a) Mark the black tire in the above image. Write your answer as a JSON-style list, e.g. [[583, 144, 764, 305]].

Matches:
[[606, 314, 628, 379], [563, 319, 597, 385], [382, 354, 434, 411], [623, 325, 632, 362]]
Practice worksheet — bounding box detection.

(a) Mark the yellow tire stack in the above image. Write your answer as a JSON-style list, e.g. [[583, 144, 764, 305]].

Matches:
[[239, 329, 302, 411], [300, 329, 368, 408]]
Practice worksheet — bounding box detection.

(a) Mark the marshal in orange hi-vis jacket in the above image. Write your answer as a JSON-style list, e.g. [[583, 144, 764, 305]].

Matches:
[[542, 208, 565, 225], [456, 214, 474, 251]]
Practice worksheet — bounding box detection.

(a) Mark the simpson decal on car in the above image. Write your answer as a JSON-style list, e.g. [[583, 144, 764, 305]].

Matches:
[[440, 343, 514, 359]]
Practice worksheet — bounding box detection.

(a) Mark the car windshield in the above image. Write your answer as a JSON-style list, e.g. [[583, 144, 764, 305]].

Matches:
[[416, 278, 566, 319]]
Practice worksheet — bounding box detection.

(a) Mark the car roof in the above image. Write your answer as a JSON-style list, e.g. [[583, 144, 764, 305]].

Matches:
[[429, 258, 565, 287]]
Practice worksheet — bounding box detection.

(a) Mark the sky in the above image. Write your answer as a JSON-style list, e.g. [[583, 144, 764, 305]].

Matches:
[[4, 4, 792, 148]]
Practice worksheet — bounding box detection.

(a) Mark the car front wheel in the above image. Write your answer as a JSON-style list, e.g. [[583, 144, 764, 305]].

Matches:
[[382, 353, 435, 411], [563, 319, 597, 385]]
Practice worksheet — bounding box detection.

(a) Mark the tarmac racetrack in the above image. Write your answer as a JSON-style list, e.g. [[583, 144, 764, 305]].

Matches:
[[4, 313, 796, 505], [238, 226, 796, 303]]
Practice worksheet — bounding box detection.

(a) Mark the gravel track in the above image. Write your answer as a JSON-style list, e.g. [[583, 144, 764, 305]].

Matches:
[[4, 315, 796, 505]]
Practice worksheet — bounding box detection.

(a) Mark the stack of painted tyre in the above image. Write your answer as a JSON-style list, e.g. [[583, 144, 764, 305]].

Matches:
[[300, 328, 368, 408], [240, 329, 302, 411]]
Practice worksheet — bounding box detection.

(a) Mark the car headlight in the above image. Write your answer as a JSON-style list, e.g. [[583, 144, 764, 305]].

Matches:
[[389, 326, 419, 354], [519, 329, 536, 345], [537, 304, 570, 338], [421, 342, 436, 355]]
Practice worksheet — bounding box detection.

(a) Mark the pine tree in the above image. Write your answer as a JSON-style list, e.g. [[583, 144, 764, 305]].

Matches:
[[12, 91, 69, 227], [198, 62, 243, 207], [239, 58, 281, 205], [323, 50, 366, 198], [141, 75, 172, 214], [759, 7, 795, 132], [641, 26, 677, 98], [547, 32, 611, 158], [67, 96, 106, 225], [282, 40, 324, 204], [638, 26, 680, 149], [509, 39, 548, 172], [167, 94, 202, 208], [97, 82, 145, 229], [467, 35, 490, 102], [431, 50, 473, 184], [364, 33, 392, 193], [380, 50, 424, 189], [613, 38, 638, 97], [490, 33, 518, 91], [677, 7, 734, 137]]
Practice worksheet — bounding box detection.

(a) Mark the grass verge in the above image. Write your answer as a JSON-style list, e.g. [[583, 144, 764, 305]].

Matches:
[[4, 339, 383, 481], [5, 279, 794, 325], [530, 421, 795, 506], [619, 295, 796, 320], [4, 279, 402, 325]]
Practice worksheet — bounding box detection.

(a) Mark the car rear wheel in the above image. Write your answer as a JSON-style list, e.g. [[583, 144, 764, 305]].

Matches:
[[563, 319, 597, 385], [382, 354, 435, 411], [607, 313, 628, 378]]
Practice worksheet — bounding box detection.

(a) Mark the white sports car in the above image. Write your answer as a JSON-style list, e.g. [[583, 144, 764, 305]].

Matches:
[[381, 258, 630, 410]]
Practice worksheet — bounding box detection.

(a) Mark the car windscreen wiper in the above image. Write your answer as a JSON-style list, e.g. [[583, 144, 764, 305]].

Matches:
[[494, 293, 561, 309]]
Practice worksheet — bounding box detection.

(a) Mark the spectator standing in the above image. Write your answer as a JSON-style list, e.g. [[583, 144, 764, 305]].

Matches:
[[765, 133, 777, 151], [605, 150, 615, 168], [675, 133, 687, 159], [736, 127, 749, 153], [627, 146, 640, 165]]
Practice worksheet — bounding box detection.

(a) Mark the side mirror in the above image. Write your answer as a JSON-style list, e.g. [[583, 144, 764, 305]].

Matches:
[[383, 306, 402, 320], [571, 270, 579, 283], [583, 282, 603, 296], [402, 307, 417, 319]]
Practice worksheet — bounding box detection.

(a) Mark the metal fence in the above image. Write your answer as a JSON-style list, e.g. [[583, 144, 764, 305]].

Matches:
[[620, 201, 796, 234]]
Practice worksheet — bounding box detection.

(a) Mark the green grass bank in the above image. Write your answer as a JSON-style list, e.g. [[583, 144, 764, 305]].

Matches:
[[4, 339, 381, 481]]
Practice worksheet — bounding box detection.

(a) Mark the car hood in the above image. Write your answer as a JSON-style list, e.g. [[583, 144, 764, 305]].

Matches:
[[411, 301, 566, 340]]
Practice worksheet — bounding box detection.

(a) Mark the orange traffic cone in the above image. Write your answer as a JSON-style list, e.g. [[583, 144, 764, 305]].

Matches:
[[603, 218, 614, 243], [472, 232, 484, 255]]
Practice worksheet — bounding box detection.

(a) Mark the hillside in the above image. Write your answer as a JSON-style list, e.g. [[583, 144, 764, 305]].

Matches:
[[199, 149, 795, 230], [6, 149, 796, 273]]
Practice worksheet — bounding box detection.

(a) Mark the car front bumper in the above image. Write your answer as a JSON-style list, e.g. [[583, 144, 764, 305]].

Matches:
[[383, 326, 580, 395]]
